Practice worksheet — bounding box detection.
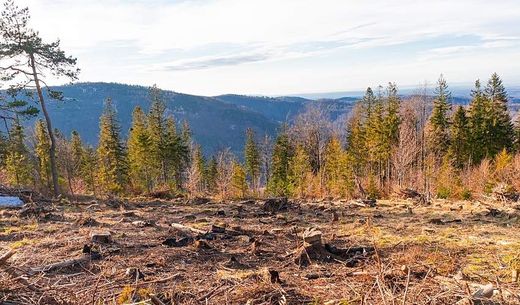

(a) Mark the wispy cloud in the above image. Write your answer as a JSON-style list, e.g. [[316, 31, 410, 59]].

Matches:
[[164, 53, 271, 71], [17, 0, 520, 95]]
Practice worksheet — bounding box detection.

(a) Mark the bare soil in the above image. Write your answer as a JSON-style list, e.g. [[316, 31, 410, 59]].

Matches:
[[1, 196, 520, 304]]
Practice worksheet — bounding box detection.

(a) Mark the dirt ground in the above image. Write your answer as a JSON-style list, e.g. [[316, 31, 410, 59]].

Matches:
[[1, 196, 520, 304]]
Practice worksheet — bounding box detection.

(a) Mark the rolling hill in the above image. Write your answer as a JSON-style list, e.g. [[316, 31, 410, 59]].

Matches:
[[19, 82, 520, 156]]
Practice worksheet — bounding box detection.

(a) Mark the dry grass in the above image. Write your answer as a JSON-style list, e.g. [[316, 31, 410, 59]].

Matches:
[[1, 197, 520, 304]]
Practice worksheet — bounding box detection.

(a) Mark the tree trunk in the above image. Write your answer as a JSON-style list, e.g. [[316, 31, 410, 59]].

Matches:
[[30, 54, 60, 197]]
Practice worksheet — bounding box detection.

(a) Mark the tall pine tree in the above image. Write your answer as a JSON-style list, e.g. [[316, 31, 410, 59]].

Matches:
[[5, 119, 32, 187], [244, 128, 260, 193], [128, 106, 153, 193], [96, 99, 128, 194], [34, 119, 51, 191], [449, 106, 470, 169], [267, 126, 293, 196], [484, 73, 514, 155], [428, 75, 452, 162]]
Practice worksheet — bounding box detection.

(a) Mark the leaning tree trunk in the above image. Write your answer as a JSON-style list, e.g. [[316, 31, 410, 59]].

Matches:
[[30, 54, 60, 197]]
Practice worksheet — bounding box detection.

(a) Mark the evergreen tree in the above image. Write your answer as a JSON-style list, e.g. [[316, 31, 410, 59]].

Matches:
[[346, 104, 367, 175], [0, 131, 7, 166], [365, 86, 386, 168], [5, 119, 32, 186], [289, 144, 312, 198], [96, 99, 128, 194], [191, 144, 206, 194], [428, 75, 452, 161], [467, 79, 490, 163], [147, 85, 168, 185], [206, 156, 218, 193], [230, 160, 247, 198], [449, 106, 470, 169], [384, 83, 401, 149], [267, 127, 293, 196], [244, 128, 260, 193], [81, 145, 97, 194], [34, 119, 51, 191], [127, 106, 153, 193], [0, 0, 80, 196], [165, 117, 189, 189], [324, 136, 353, 197], [484, 73, 515, 154], [66, 130, 84, 194]]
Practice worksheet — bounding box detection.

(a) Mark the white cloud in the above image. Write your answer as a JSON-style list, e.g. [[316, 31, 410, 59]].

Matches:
[[15, 0, 520, 95]]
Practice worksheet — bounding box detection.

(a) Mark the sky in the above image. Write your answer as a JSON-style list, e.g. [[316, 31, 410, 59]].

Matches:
[[17, 0, 520, 96]]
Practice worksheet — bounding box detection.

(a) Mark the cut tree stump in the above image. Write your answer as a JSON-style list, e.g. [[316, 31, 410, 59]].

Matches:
[[302, 228, 322, 246], [263, 197, 288, 214], [294, 227, 374, 267], [91, 232, 111, 243]]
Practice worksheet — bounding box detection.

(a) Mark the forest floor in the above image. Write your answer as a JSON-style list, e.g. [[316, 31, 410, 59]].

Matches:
[[1, 194, 520, 304]]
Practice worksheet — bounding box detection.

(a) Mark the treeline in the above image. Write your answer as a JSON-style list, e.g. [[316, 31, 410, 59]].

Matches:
[[2, 73, 520, 201]]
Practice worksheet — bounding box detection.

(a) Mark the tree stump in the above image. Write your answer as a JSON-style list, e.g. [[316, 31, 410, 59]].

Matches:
[[263, 197, 288, 214], [90, 232, 111, 243]]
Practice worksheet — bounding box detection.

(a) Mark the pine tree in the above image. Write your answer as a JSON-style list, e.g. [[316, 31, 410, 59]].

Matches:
[[324, 136, 353, 197], [428, 75, 452, 161], [81, 145, 97, 194], [96, 99, 128, 194], [67, 130, 84, 194], [127, 106, 153, 193], [206, 156, 218, 193], [230, 160, 247, 198], [147, 85, 168, 186], [346, 104, 367, 175], [0, 131, 7, 166], [0, 0, 80, 196], [449, 106, 470, 169], [467, 79, 490, 163], [385, 83, 401, 147], [5, 119, 32, 187], [267, 127, 292, 196], [484, 73, 515, 154], [195, 146, 207, 187], [244, 128, 260, 193], [34, 119, 52, 191], [165, 117, 189, 189], [289, 144, 312, 198]]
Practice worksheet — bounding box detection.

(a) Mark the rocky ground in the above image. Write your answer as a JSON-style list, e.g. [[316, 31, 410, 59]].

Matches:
[[1, 194, 520, 304]]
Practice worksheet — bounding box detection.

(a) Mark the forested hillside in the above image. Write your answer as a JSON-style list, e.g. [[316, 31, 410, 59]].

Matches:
[[18, 82, 519, 156]]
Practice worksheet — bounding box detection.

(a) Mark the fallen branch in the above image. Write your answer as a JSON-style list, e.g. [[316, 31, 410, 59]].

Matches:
[[30, 253, 100, 274]]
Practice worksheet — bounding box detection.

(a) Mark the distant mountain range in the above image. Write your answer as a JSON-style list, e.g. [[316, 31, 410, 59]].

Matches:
[[20, 82, 520, 156]]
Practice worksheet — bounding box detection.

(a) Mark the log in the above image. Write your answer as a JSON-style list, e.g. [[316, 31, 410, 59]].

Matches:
[[30, 254, 95, 274], [472, 283, 494, 299], [0, 249, 15, 266], [170, 222, 207, 236]]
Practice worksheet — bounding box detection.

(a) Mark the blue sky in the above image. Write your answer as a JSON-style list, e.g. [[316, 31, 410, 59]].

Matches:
[[20, 0, 520, 96]]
